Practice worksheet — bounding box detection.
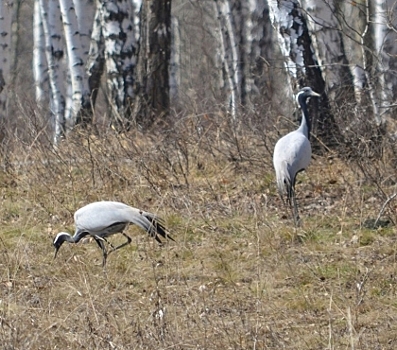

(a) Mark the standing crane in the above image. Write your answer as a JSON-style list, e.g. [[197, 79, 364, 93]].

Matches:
[[273, 87, 320, 226], [53, 201, 174, 266]]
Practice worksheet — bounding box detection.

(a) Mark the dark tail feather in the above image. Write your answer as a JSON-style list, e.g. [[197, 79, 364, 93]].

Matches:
[[144, 214, 175, 243]]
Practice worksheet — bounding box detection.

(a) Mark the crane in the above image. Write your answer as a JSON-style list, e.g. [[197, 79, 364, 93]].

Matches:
[[53, 201, 174, 266], [273, 87, 320, 226]]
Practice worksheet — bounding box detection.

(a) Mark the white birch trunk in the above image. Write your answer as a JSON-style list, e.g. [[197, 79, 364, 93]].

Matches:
[[381, 1, 397, 105], [237, 1, 250, 107], [99, 0, 137, 124], [336, 0, 367, 106], [214, 0, 239, 119], [246, 0, 259, 96], [371, 0, 397, 123], [74, 0, 95, 60], [0, 0, 14, 118], [132, 0, 142, 42], [248, 0, 276, 104], [59, 0, 90, 128], [74, 0, 96, 121], [39, 0, 66, 144], [268, 0, 305, 94], [239, 0, 262, 106], [48, 0, 68, 135], [53, 0, 74, 133], [371, 0, 386, 124], [33, 0, 48, 106], [170, 16, 180, 103], [223, 0, 239, 118], [360, 0, 381, 125], [213, 1, 227, 93], [86, 0, 105, 107]]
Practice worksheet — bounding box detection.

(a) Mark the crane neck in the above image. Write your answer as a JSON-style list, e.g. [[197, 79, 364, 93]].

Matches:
[[72, 229, 89, 243], [297, 95, 311, 140]]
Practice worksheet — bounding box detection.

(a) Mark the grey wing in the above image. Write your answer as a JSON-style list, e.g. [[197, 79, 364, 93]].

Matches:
[[74, 201, 134, 232], [279, 133, 311, 174], [289, 137, 311, 175], [74, 201, 173, 242]]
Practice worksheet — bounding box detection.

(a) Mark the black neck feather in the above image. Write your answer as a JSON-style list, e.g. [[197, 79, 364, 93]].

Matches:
[[71, 230, 89, 243], [298, 94, 311, 140]]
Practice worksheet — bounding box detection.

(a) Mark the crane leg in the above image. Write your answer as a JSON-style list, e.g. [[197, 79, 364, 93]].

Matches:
[[93, 233, 132, 265], [94, 237, 108, 267], [287, 185, 301, 227], [109, 233, 132, 253], [290, 190, 301, 227]]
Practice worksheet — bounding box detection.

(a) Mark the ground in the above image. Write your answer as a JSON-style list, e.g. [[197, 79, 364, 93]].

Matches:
[[0, 121, 396, 349]]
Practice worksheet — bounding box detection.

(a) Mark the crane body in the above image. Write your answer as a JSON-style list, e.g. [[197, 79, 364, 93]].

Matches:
[[53, 201, 174, 266], [273, 87, 320, 225]]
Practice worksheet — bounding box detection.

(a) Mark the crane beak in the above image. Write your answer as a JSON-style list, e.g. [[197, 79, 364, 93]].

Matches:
[[53, 242, 62, 259]]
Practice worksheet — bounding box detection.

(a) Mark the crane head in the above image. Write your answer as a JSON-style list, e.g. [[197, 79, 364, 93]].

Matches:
[[53, 232, 71, 259], [297, 86, 320, 99]]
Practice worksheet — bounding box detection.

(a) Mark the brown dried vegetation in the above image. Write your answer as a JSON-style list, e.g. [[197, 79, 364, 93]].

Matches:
[[0, 112, 397, 349]]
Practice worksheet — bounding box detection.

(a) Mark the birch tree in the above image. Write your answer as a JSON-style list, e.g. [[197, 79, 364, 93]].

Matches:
[[132, 0, 142, 41], [74, 0, 96, 125], [0, 0, 14, 120], [74, 0, 95, 61], [237, 0, 261, 108], [383, 1, 397, 103], [39, 0, 66, 143], [268, 0, 309, 90], [250, 0, 281, 107], [33, 0, 48, 106], [169, 16, 181, 103], [134, 0, 171, 127], [86, 0, 105, 108], [59, 0, 91, 128], [370, 0, 397, 122], [213, 2, 229, 107], [214, 0, 239, 119], [98, 0, 138, 128]]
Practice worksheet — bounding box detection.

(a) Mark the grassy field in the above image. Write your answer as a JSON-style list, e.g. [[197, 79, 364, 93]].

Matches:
[[0, 117, 396, 349]]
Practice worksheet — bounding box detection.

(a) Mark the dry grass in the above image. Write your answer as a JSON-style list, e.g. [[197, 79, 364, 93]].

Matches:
[[0, 114, 397, 349]]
